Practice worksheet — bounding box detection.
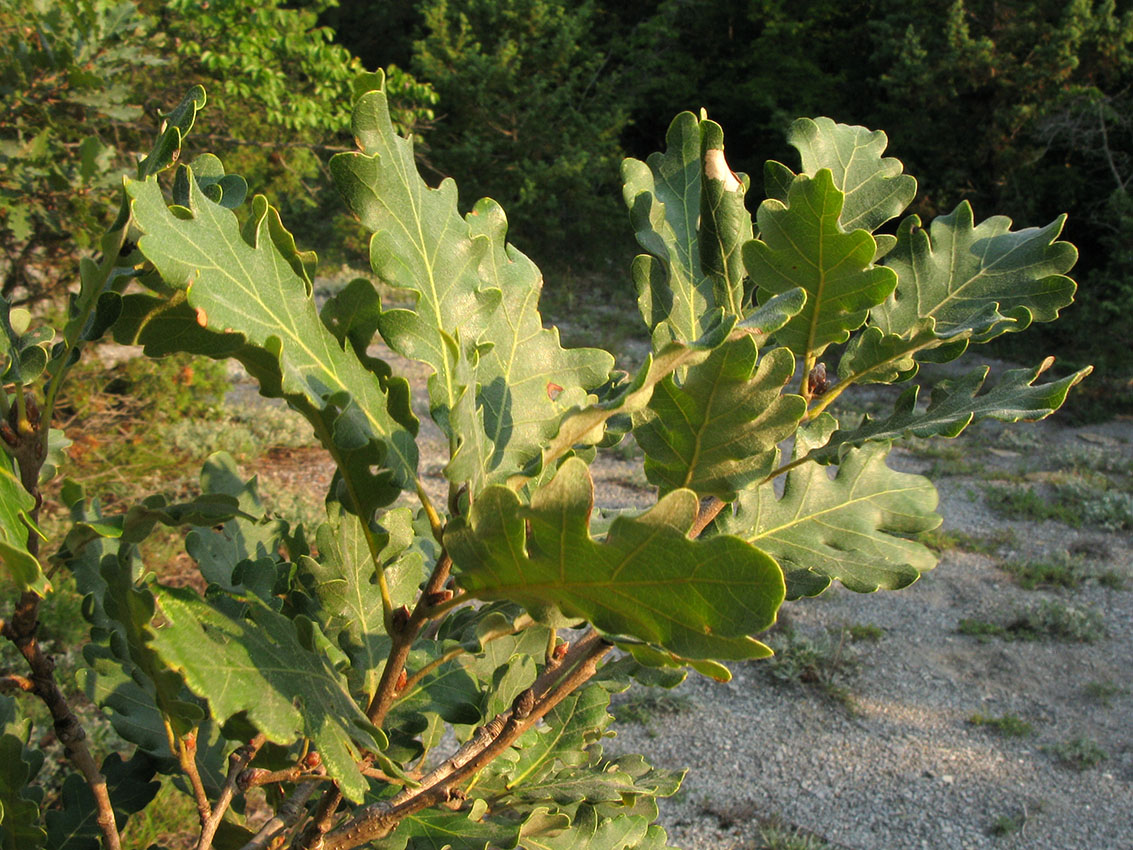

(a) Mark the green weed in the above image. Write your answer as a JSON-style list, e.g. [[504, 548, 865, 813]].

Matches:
[[1051, 446, 1133, 477], [927, 457, 984, 477], [765, 627, 859, 711], [1096, 570, 1126, 590], [1008, 601, 1106, 642], [1083, 680, 1128, 707], [983, 484, 1082, 526], [753, 823, 832, 850], [988, 812, 1026, 837], [846, 623, 884, 642], [611, 689, 696, 736], [959, 602, 1105, 643], [984, 480, 1133, 531], [996, 430, 1042, 451], [1043, 736, 1107, 770], [1000, 554, 1086, 590], [967, 713, 1033, 737], [918, 527, 1016, 555], [1000, 554, 1126, 591], [903, 438, 971, 461], [957, 619, 1009, 642]]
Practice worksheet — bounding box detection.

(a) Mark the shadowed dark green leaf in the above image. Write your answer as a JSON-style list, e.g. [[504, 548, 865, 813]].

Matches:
[[0, 459, 46, 595], [521, 805, 672, 850], [634, 336, 805, 499], [0, 696, 45, 850], [526, 320, 734, 485], [449, 198, 613, 492], [500, 685, 612, 793], [150, 587, 385, 802], [332, 86, 610, 492], [332, 87, 494, 429], [301, 502, 427, 697], [376, 805, 559, 850], [511, 754, 682, 807], [44, 753, 159, 850], [126, 177, 418, 516]]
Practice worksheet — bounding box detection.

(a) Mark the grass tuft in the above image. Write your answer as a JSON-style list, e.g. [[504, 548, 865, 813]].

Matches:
[[967, 713, 1033, 737], [959, 601, 1105, 643], [1043, 736, 1107, 770], [1083, 680, 1128, 708], [918, 527, 1016, 556]]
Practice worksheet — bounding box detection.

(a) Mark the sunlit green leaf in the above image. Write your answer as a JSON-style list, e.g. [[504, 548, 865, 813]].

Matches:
[[634, 336, 805, 499], [786, 117, 916, 233], [150, 587, 385, 802], [448, 457, 783, 661], [622, 111, 752, 346], [873, 202, 1078, 343], [722, 416, 940, 597], [744, 170, 896, 361]]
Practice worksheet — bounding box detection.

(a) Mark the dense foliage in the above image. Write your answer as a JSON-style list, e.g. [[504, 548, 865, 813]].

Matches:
[[327, 0, 1132, 370], [0, 73, 1088, 848], [0, 0, 436, 307]]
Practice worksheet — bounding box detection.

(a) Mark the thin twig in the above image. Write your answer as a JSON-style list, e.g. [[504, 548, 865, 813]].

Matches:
[[238, 780, 320, 850], [297, 552, 457, 847], [3, 599, 121, 850], [178, 732, 212, 827], [365, 552, 453, 726], [298, 787, 342, 848], [0, 673, 35, 693], [1097, 100, 1129, 193], [320, 633, 612, 850], [240, 765, 330, 788], [196, 734, 266, 850]]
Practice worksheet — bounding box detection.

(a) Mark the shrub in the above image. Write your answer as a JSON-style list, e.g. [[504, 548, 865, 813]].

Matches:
[[0, 80, 1089, 848]]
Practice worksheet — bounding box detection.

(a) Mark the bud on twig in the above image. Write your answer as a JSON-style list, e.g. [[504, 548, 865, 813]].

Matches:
[[512, 688, 535, 719], [390, 605, 411, 634], [807, 362, 829, 397]]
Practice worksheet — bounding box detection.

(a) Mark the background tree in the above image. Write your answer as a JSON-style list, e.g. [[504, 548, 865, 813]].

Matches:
[[409, 0, 632, 267], [0, 0, 437, 307], [324, 0, 1132, 380], [0, 0, 158, 306]]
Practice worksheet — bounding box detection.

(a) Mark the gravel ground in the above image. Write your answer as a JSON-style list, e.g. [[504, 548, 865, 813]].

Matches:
[[604, 412, 1133, 850]]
